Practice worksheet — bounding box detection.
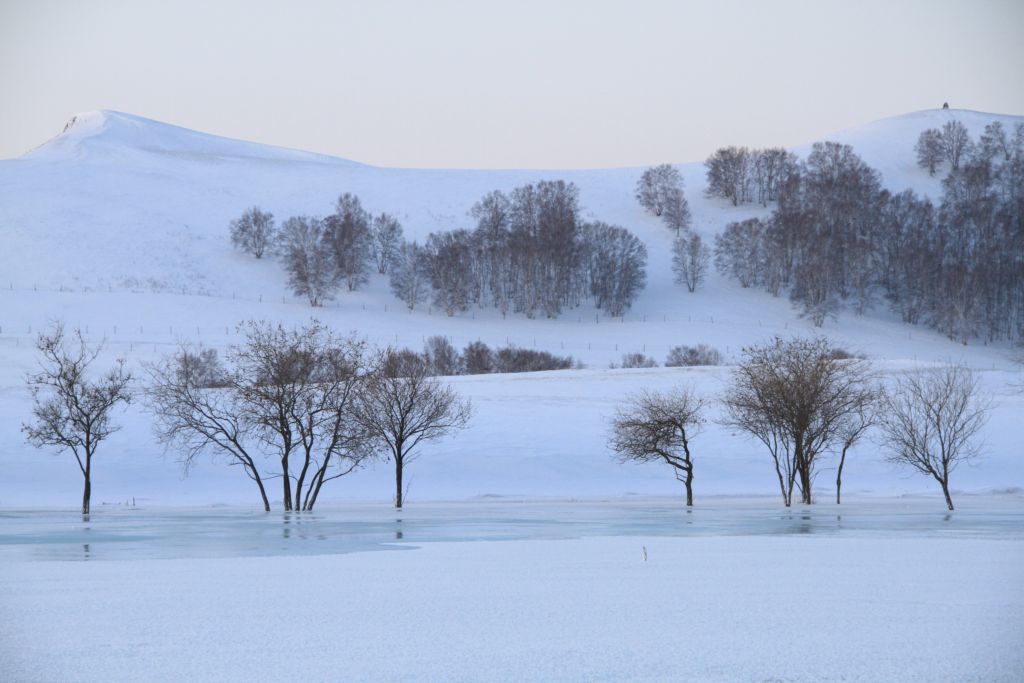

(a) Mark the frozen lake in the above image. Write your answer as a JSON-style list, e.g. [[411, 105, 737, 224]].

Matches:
[[2, 495, 1022, 562]]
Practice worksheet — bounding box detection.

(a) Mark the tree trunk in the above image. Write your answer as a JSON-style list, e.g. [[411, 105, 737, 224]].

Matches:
[[684, 468, 693, 507], [942, 481, 955, 511], [254, 473, 271, 512], [281, 457, 292, 511], [82, 472, 91, 516], [395, 454, 404, 510], [836, 447, 848, 505]]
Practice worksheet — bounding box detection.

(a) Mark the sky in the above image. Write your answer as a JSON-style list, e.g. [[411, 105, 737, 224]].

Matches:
[[1, 0, 1022, 168]]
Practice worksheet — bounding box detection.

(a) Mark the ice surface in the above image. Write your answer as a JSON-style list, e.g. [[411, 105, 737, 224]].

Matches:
[[1, 497, 1021, 562]]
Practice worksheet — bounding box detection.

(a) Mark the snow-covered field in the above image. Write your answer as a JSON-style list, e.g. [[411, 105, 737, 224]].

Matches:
[[2, 521, 1022, 681], [2, 109, 1023, 681]]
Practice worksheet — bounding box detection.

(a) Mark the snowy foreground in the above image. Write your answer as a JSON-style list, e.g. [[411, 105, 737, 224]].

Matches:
[[2, 498, 1023, 682]]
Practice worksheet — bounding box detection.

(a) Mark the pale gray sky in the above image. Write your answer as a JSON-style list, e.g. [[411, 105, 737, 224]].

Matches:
[[1, 0, 1022, 168]]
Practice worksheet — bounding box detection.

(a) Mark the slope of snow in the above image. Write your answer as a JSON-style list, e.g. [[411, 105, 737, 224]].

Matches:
[[0, 108, 1022, 508]]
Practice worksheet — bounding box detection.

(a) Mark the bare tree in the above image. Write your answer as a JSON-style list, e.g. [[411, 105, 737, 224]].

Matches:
[[721, 337, 876, 506], [228, 321, 374, 511], [462, 341, 494, 375], [610, 388, 707, 506], [940, 120, 972, 171], [704, 146, 752, 205], [618, 352, 658, 369], [714, 218, 764, 288], [665, 344, 722, 367], [389, 240, 430, 310], [230, 206, 276, 259], [423, 336, 462, 376], [146, 345, 271, 511], [672, 232, 710, 293], [324, 193, 373, 291], [635, 164, 683, 218], [834, 393, 879, 505], [278, 216, 340, 306], [355, 351, 472, 509], [915, 129, 944, 176], [22, 323, 132, 515], [878, 365, 990, 510], [372, 212, 404, 274]]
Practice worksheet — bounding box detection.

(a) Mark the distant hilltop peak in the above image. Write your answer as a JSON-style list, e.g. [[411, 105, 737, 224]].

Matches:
[[26, 110, 360, 167], [21, 107, 1024, 169]]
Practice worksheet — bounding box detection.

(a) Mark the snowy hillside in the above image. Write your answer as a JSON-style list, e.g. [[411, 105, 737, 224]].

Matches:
[[0, 108, 1021, 508]]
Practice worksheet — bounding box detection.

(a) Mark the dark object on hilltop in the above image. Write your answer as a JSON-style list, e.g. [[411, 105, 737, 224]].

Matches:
[[943, 102, 949, 109]]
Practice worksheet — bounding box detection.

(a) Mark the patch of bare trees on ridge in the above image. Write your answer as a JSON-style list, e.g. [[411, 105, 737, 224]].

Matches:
[[710, 120, 1024, 343], [230, 180, 648, 319]]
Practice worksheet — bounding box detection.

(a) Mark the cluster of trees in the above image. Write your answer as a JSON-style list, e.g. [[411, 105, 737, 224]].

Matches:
[[712, 122, 1024, 342], [23, 322, 471, 514], [234, 183, 650, 320], [612, 337, 990, 510], [615, 343, 723, 369], [634, 165, 710, 293], [915, 119, 987, 176], [230, 195, 405, 307], [391, 336, 576, 377], [392, 181, 648, 318], [704, 146, 799, 207]]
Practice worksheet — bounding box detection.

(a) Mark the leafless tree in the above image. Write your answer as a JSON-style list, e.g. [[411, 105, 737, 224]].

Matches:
[[610, 388, 707, 506], [389, 240, 430, 310], [977, 121, 1011, 162], [618, 352, 658, 369], [355, 350, 472, 509], [278, 216, 339, 306], [423, 335, 462, 376], [714, 218, 764, 288], [704, 146, 752, 205], [462, 341, 494, 375], [635, 164, 683, 218], [915, 129, 944, 176], [721, 337, 876, 506], [324, 193, 373, 291], [672, 232, 710, 292], [146, 345, 271, 511], [22, 323, 132, 515], [228, 321, 374, 511], [834, 393, 879, 505], [665, 344, 722, 367], [230, 206, 276, 259], [878, 365, 990, 510], [940, 120, 973, 171], [372, 212, 404, 274]]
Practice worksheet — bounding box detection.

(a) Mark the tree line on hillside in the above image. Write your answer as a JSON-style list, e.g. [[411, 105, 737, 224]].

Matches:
[[23, 326, 990, 515], [709, 120, 1024, 342], [230, 181, 649, 319]]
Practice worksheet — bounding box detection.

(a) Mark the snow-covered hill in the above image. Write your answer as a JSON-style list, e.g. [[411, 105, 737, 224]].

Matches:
[[0, 108, 1021, 508]]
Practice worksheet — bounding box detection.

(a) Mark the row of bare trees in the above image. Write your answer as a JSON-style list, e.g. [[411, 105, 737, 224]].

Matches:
[[611, 337, 990, 510], [23, 321, 471, 514], [22, 325, 991, 515]]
